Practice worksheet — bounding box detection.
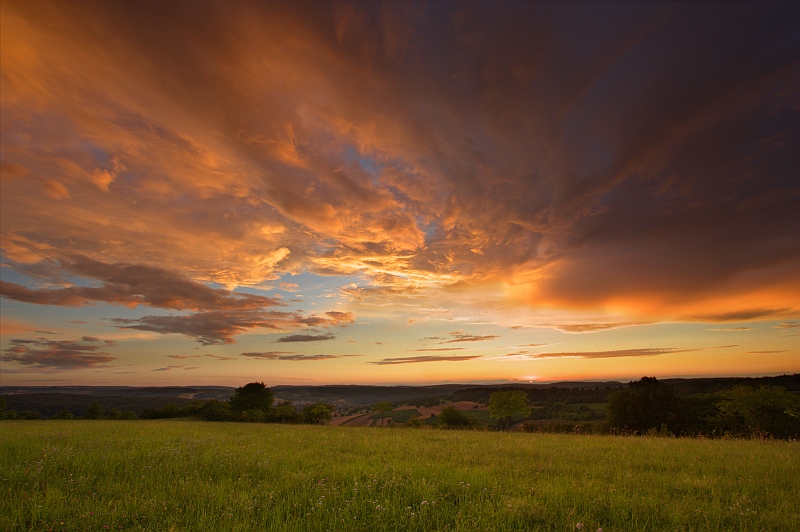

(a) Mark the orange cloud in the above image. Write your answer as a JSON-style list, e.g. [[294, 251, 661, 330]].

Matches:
[[1, 336, 116, 371], [368, 355, 482, 365], [1, 0, 798, 370]]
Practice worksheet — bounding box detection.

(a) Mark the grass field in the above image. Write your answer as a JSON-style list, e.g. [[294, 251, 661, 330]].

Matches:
[[1, 421, 798, 531]]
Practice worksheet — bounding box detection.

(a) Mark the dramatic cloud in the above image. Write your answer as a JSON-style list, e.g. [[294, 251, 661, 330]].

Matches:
[[0, 257, 280, 311], [440, 332, 499, 344], [543, 323, 645, 334], [152, 365, 199, 372], [1, 337, 116, 370], [166, 354, 235, 361], [410, 347, 466, 352], [2, 0, 795, 322], [1, 1, 798, 383], [689, 309, 792, 323], [275, 334, 337, 343], [369, 355, 482, 365], [240, 352, 350, 361], [112, 311, 351, 345], [521, 348, 693, 360], [340, 283, 422, 303]]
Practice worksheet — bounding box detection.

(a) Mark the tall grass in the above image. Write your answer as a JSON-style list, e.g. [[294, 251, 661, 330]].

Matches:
[[1, 421, 797, 531]]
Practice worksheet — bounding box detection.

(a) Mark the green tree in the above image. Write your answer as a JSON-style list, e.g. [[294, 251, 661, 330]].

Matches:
[[374, 401, 393, 427], [716, 385, 800, 439], [84, 402, 104, 420], [272, 400, 300, 423], [437, 405, 474, 428], [303, 403, 332, 424], [51, 409, 74, 420], [489, 390, 531, 430], [0, 398, 17, 420], [199, 400, 233, 421], [404, 416, 424, 428], [229, 382, 274, 415], [606, 377, 675, 434]]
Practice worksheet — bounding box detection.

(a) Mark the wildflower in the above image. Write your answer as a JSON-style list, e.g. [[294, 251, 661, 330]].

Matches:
[[576, 524, 583, 530]]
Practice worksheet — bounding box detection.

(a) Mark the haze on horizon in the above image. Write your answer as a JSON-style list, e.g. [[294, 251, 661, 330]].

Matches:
[[1, 1, 798, 387]]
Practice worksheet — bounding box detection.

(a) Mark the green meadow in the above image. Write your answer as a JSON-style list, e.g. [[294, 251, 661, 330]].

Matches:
[[2, 421, 798, 531]]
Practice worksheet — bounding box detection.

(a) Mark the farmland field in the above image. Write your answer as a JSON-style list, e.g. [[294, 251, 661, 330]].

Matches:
[[1, 421, 798, 531]]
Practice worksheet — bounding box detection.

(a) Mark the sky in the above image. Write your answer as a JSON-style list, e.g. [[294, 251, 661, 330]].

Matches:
[[1, 1, 798, 387]]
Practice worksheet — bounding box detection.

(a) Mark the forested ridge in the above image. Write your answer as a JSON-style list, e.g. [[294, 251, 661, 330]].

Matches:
[[3, 375, 798, 438]]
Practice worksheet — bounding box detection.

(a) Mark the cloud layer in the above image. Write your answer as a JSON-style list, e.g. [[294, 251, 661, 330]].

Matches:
[[1, 336, 116, 370], [369, 355, 482, 365], [505, 348, 696, 360], [1, 1, 798, 383], [240, 352, 351, 361]]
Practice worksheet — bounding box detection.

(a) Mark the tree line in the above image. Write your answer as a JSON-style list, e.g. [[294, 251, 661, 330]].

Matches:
[[145, 382, 334, 424], [0, 382, 332, 424], [0, 397, 137, 420], [3, 377, 798, 439], [605, 377, 800, 439], [370, 379, 800, 439]]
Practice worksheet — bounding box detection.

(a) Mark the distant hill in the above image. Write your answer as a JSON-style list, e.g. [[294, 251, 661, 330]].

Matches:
[[0, 393, 204, 418], [272, 384, 476, 406], [3, 376, 796, 418], [1, 381, 627, 413], [0, 385, 234, 400], [662, 374, 800, 395]]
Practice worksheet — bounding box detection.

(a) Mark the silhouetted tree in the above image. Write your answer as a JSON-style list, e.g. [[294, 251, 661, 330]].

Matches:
[[489, 390, 531, 430], [272, 400, 300, 423], [404, 416, 424, 428], [303, 403, 332, 424], [51, 409, 74, 420], [715, 385, 800, 439], [84, 402, 104, 420], [199, 400, 233, 421], [437, 406, 474, 428], [0, 398, 17, 420], [229, 382, 274, 415], [374, 401, 393, 426], [606, 377, 675, 434], [668, 394, 719, 436]]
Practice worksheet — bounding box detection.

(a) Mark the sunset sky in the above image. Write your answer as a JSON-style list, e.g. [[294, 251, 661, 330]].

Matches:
[[1, 1, 798, 387]]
